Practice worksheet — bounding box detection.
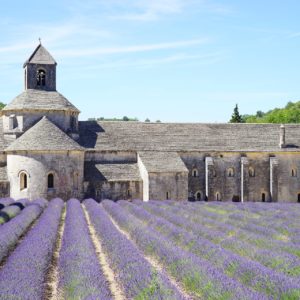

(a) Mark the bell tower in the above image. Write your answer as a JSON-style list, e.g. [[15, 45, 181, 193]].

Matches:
[[23, 41, 57, 91]]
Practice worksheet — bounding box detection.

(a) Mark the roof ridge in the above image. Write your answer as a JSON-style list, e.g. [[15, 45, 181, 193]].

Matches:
[[5, 117, 83, 152], [23, 44, 56, 67]]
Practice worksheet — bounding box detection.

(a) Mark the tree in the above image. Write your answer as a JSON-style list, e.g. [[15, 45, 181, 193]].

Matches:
[[123, 116, 129, 121], [0, 102, 5, 110], [230, 104, 243, 123], [145, 118, 150, 122]]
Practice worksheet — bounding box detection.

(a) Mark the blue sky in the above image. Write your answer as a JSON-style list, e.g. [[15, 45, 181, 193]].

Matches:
[[1, 0, 300, 122]]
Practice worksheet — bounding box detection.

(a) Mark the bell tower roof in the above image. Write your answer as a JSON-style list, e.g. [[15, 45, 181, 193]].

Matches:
[[23, 43, 57, 67]]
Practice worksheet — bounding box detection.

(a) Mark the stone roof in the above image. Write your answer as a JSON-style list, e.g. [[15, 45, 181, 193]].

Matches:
[[5, 117, 83, 152], [138, 151, 188, 173], [85, 162, 141, 182], [23, 44, 56, 66], [2, 89, 80, 113], [78, 121, 300, 152]]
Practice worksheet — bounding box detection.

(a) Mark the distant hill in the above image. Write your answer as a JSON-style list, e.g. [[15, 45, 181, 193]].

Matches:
[[243, 101, 300, 123]]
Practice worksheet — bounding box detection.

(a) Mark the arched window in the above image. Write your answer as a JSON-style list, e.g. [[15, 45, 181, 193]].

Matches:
[[227, 168, 234, 177], [73, 172, 79, 190], [166, 191, 170, 200], [20, 172, 28, 190], [192, 168, 198, 177], [37, 69, 46, 86], [298, 193, 300, 203], [127, 189, 131, 197], [212, 168, 217, 177], [262, 193, 266, 202], [216, 192, 221, 201], [195, 191, 202, 201], [291, 169, 297, 177], [48, 173, 54, 189], [249, 167, 255, 177]]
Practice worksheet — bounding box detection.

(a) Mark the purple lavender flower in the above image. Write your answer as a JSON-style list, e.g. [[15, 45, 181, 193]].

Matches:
[[57, 198, 112, 299], [0, 198, 63, 300], [84, 198, 184, 300]]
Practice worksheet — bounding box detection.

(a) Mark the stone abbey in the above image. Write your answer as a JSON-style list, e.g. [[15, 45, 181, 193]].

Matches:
[[1, 43, 300, 203]]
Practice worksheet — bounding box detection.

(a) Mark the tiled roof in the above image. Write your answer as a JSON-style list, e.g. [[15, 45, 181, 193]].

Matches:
[[78, 121, 300, 152], [2, 90, 79, 113], [85, 162, 141, 182], [138, 151, 188, 173], [5, 117, 83, 152], [23, 44, 56, 66]]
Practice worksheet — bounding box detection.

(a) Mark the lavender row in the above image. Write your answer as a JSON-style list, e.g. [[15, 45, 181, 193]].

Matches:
[[149, 200, 300, 257], [0, 198, 31, 224], [103, 200, 267, 300], [140, 201, 300, 276], [0, 198, 63, 300], [0, 199, 47, 263], [57, 199, 112, 300], [122, 201, 300, 298], [84, 199, 184, 300], [0, 198, 14, 209]]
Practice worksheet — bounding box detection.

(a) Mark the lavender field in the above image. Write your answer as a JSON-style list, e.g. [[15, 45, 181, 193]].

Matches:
[[0, 199, 299, 299]]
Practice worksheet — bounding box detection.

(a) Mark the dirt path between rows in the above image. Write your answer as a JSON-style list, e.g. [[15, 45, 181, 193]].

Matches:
[[83, 205, 125, 300], [44, 205, 66, 300], [105, 206, 192, 300]]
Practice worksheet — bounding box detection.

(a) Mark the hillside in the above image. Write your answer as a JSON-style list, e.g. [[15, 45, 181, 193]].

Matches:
[[243, 101, 300, 123]]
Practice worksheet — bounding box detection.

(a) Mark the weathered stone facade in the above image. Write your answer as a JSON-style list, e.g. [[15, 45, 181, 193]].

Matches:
[[1, 43, 300, 203]]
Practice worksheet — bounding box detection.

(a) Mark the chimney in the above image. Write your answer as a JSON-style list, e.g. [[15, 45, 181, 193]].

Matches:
[[279, 124, 285, 148]]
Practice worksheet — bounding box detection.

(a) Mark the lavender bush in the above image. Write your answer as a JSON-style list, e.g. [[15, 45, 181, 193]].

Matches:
[[0, 199, 46, 262], [84, 198, 184, 300], [0, 198, 14, 209], [0, 198, 63, 300], [122, 201, 300, 298], [57, 199, 112, 299], [103, 200, 267, 300]]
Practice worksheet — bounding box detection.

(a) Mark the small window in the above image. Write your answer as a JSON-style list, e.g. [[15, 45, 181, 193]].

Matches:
[[127, 189, 131, 197], [20, 172, 28, 190], [96, 189, 101, 198], [195, 191, 202, 201], [216, 192, 221, 201], [192, 168, 198, 177], [291, 169, 297, 177], [48, 173, 54, 189], [73, 172, 79, 190], [262, 193, 266, 202], [166, 191, 170, 200], [249, 167, 255, 177], [212, 168, 217, 177], [227, 168, 234, 177], [37, 69, 46, 86], [298, 194, 300, 203]]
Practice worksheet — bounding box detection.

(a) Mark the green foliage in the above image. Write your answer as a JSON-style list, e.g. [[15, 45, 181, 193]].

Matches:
[[135, 270, 173, 300], [0, 102, 5, 110], [230, 104, 243, 123], [243, 101, 300, 123]]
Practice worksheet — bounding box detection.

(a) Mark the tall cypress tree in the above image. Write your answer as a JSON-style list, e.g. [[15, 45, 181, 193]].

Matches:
[[230, 104, 243, 123]]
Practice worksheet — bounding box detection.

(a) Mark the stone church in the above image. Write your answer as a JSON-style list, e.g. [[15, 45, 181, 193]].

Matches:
[[0, 43, 300, 203]]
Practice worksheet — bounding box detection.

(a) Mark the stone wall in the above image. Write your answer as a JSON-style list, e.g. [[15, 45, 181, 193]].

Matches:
[[7, 151, 84, 201], [3, 111, 79, 135], [85, 180, 142, 201], [148, 172, 188, 201], [85, 151, 137, 163], [277, 153, 300, 202]]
